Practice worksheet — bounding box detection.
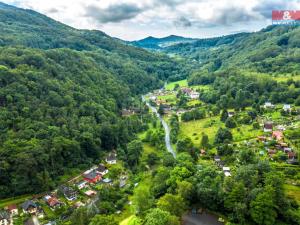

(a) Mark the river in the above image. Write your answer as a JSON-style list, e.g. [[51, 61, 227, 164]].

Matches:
[[142, 96, 176, 158]]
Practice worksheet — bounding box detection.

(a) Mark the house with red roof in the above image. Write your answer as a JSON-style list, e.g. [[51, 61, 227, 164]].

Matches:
[[272, 131, 283, 141], [83, 170, 102, 184]]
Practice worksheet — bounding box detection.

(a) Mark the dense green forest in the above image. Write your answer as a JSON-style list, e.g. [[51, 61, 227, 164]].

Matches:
[[0, 2, 192, 197], [165, 25, 300, 75]]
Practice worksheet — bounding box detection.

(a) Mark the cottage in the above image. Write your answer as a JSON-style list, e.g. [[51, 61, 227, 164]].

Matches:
[[276, 125, 286, 131], [44, 195, 61, 209], [264, 122, 273, 132], [214, 155, 221, 163], [83, 170, 102, 184], [222, 167, 230, 172], [200, 149, 206, 156], [272, 131, 283, 141], [21, 200, 38, 214], [224, 171, 231, 177], [283, 104, 291, 112], [106, 152, 117, 164], [76, 180, 87, 190], [0, 210, 11, 225], [264, 102, 274, 108], [181, 87, 192, 95], [288, 152, 296, 159], [6, 204, 18, 216], [102, 178, 112, 184], [60, 186, 77, 201], [84, 190, 97, 197], [190, 91, 199, 99], [97, 164, 108, 175], [284, 147, 292, 153]]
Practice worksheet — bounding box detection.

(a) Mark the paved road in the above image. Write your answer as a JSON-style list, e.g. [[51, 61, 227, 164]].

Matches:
[[142, 96, 176, 158]]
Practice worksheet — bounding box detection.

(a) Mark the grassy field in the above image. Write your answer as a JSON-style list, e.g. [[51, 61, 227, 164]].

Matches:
[[273, 75, 300, 82], [165, 79, 187, 90], [179, 116, 262, 146], [179, 116, 223, 146], [284, 184, 300, 204]]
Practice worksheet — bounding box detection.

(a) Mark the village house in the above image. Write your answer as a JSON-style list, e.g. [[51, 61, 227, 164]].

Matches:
[[0, 210, 11, 225], [102, 178, 112, 185], [84, 190, 97, 197], [222, 167, 231, 177], [264, 121, 273, 132], [106, 152, 117, 164], [181, 87, 192, 95], [21, 200, 38, 214], [83, 170, 102, 184], [44, 195, 61, 209], [6, 205, 18, 216], [264, 102, 274, 109], [200, 149, 206, 156], [189, 91, 199, 99], [272, 131, 283, 141], [76, 180, 87, 190], [60, 186, 77, 201], [283, 104, 291, 112], [97, 164, 108, 176]]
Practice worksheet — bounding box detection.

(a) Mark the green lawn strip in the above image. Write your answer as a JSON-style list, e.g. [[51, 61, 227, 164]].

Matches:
[[179, 116, 222, 146], [165, 79, 187, 90], [0, 194, 32, 208]]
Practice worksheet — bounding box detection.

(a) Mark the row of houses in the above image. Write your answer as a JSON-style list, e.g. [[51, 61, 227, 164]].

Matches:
[[257, 130, 298, 164], [263, 102, 292, 112], [0, 152, 119, 225]]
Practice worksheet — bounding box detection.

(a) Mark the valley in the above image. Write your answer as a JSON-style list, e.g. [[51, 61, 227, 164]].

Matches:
[[0, 1, 300, 225]]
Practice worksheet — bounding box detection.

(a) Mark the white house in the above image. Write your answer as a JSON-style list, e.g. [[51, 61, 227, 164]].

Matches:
[[106, 152, 117, 164], [264, 102, 274, 108], [76, 181, 87, 190], [190, 91, 199, 99], [283, 104, 291, 112], [97, 164, 108, 176]]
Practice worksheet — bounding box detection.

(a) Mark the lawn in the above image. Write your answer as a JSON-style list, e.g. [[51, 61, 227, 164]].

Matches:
[[179, 116, 262, 146], [165, 79, 187, 90], [157, 93, 177, 104], [273, 75, 300, 82], [231, 125, 263, 142], [179, 116, 223, 146], [120, 215, 141, 225], [284, 184, 300, 204]]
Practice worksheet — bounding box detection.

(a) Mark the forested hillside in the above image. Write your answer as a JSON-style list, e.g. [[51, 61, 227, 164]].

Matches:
[[167, 25, 300, 75], [0, 2, 192, 197]]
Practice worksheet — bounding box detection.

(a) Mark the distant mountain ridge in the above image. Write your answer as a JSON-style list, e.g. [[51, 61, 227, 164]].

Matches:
[[130, 35, 197, 50]]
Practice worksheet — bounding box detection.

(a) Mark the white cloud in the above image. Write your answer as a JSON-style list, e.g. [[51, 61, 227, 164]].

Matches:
[[2, 0, 300, 40]]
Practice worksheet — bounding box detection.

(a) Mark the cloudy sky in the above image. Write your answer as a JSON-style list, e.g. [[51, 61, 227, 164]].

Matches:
[[3, 0, 300, 40]]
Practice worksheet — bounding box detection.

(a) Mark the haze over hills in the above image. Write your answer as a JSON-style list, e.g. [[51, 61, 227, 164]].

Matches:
[[130, 35, 197, 50]]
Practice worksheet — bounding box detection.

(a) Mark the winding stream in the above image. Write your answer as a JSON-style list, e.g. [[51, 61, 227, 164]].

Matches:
[[142, 96, 176, 158]]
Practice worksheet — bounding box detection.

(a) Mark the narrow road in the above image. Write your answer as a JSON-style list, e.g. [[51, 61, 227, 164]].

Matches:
[[142, 96, 176, 158]]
